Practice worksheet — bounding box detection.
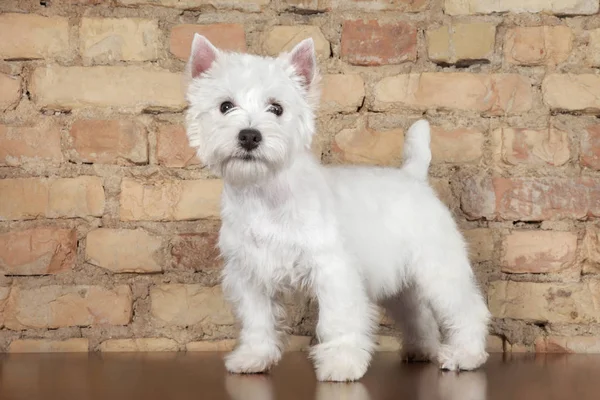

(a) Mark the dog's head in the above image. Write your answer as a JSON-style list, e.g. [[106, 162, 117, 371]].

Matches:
[[184, 34, 320, 186]]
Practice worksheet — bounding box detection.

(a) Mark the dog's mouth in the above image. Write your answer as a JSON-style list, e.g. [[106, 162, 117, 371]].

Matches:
[[229, 153, 257, 162]]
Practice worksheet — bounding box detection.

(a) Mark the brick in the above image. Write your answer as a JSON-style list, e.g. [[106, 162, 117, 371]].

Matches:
[[186, 339, 236, 351], [30, 66, 185, 112], [0, 73, 21, 111], [376, 335, 402, 351], [0, 228, 77, 276], [431, 127, 484, 163], [460, 176, 496, 219], [333, 0, 428, 11], [156, 124, 199, 168], [374, 73, 532, 115], [68, 119, 148, 165], [0, 287, 11, 328], [535, 336, 600, 353], [501, 231, 577, 274], [80, 18, 159, 63], [3, 285, 132, 330], [287, 335, 312, 351], [341, 20, 417, 66], [333, 125, 404, 166], [582, 225, 600, 274], [86, 229, 164, 273], [582, 124, 600, 170], [320, 74, 365, 114], [589, 29, 600, 67], [488, 281, 600, 323], [444, 0, 599, 15], [487, 335, 504, 352], [150, 284, 234, 326], [0, 14, 69, 59], [0, 122, 63, 166], [171, 232, 221, 271], [262, 26, 330, 59], [0, 177, 105, 221], [493, 127, 570, 166], [427, 23, 496, 64], [542, 74, 600, 113], [431, 178, 455, 208], [8, 338, 89, 353], [170, 24, 246, 60], [117, 0, 270, 12], [99, 338, 179, 352], [463, 228, 494, 263], [120, 178, 222, 221], [504, 26, 572, 66]]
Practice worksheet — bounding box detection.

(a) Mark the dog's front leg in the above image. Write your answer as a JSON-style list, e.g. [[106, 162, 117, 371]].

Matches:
[[309, 252, 377, 382]]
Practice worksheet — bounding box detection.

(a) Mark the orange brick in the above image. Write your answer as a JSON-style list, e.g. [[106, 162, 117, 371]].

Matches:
[[543, 74, 600, 112], [493, 127, 570, 166], [0, 122, 62, 166], [502, 231, 577, 274], [0, 73, 21, 111], [8, 338, 89, 353], [170, 24, 246, 60], [171, 232, 221, 271], [156, 124, 199, 168], [0, 13, 69, 59], [504, 26, 572, 66], [582, 124, 600, 170]]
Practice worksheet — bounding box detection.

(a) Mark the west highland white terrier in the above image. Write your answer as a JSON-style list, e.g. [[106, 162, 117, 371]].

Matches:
[[184, 34, 491, 382]]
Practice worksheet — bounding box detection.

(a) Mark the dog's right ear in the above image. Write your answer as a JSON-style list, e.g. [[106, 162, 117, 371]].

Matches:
[[188, 34, 219, 79]]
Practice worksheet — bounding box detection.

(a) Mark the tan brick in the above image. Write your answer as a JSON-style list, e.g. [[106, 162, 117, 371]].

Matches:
[[99, 338, 179, 352], [186, 339, 236, 351], [120, 178, 222, 221], [487, 335, 504, 352], [463, 229, 494, 263], [374, 73, 532, 115], [427, 23, 496, 64], [341, 20, 416, 66], [3, 285, 132, 330], [493, 127, 570, 166], [0, 14, 69, 59], [376, 335, 402, 352], [488, 281, 600, 323], [170, 23, 246, 60], [431, 127, 483, 163], [0, 122, 62, 166], [86, 229, 164, 273], [320, 74, 365, 114], [171, 232, 221, 271], [68, 119, 148, 165], [535, 336, 600, 353], [80, 18, 159, 63], [542, 74, 600, 112], [0, 228, 76, 276], [262, 26, 330, 58], [0, 73, 21, 111], [501, 231, 577, 274], [588, 28, 600, 67], [431, 178, 455, 208], [582, 225, 600, 274], [0, 177, 105, 221], [9, 338, 89, 353], [333, 0, 428, 11], [504, 26, 572, 66], [30, 66, 185, 112], [581, 124, 600, 170], [0, 287, 11, 328], [117, 0, 270, 12], [445, 0, 599, 15], [156, 124, 199, 168], [287, 335, 312, 351], [333, 125, 404, 166], [150, 284, 234, 326]]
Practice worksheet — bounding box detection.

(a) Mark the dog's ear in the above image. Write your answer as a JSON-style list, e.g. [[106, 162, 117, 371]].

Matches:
[[188, 34, 219, 79], [287, 38, 317, 87]]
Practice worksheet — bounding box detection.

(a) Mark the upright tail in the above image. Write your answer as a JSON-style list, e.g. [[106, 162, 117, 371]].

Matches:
[[402, 119, 431, 181]]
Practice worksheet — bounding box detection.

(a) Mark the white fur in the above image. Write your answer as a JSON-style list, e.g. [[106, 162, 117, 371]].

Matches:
[[184, 35, 490, 382]]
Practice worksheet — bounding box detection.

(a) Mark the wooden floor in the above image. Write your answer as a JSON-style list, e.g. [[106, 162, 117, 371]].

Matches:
[[1, 352, 599, 399]]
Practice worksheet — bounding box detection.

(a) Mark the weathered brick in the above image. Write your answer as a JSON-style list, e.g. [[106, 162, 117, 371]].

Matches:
[[463, 228, 494, 263], [0, 287, 11, 328], [262, 26, 330, 58], [0, 228, 76, 276], [333, 0, 428, 11], [156, 124, 199, 168], [487, 335, 505, 352], [427, 23, 496, 64], [3, 285, 132, 330], [0, 177, 105, 221], [0, 122, 63, 166], [501, 231, 577, 274], [186, 339, 236, 351], [374, 73, 532, 115], [431, 178, 455, 208], [171, 232, 221, 271], [30, 66, 185, 112], [86, 229, 164, 273], [445, 0, 599, 15], [582, 225, 600, 274], [589, 28, 600, 67], [320, 74, 365, 114], [333, 125, 404, 166], [120, 178, 222, 221], [9, 338, 89, 353], [493, 127, 570, 166], [488, 281, 600, 323], [0, 14, 69, 59], [170, 24, 246, 60], [460, 175, 496, 219], [542, 74, 600, 113], [341, 20, 417, 66], [80, 18, 160, 63], [0, 73, 21, 111], [536, 336, 600, 353], [99, 338, 179, 352], [150, 284, 234, 326], [431, 127, 484, 163], [504, 26, 572, 66], [582, 124, 600, 170], [68, 119, 148, 165], [117, 0, 270, 12]]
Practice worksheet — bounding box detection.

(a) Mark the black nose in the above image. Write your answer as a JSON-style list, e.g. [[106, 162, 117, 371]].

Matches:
[[238, 128, 262, 151]]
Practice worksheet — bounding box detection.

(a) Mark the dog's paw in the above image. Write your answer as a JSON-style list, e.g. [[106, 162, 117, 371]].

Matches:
[[225, 346, 281, 374], [310, 343, 371, 382], [437, 345, 488, 371]]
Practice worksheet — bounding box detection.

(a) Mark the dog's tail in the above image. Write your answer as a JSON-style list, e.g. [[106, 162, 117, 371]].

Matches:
[[402, 119, 431, 181]]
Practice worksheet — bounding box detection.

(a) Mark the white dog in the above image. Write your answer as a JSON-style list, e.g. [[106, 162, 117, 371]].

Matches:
[[184, 34, 491, 382]]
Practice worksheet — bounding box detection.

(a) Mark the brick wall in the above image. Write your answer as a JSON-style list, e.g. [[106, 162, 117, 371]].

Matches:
[[0, 0, 599, 354]]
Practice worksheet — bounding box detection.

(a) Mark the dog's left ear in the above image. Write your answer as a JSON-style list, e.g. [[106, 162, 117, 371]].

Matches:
[[287, 38, 317, 87]]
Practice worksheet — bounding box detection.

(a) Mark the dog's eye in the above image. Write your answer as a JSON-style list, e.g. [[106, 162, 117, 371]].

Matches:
[[268, 103, 283, 117], [220, 101, 235, 114]]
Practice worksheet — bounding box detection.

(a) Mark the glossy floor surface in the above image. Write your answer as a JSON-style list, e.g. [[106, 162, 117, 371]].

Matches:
[[0, 352, 599, 400]]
